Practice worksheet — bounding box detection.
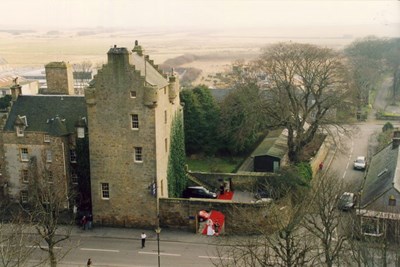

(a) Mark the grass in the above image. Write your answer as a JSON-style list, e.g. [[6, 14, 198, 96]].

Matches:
[[186, 156, 243, 173]]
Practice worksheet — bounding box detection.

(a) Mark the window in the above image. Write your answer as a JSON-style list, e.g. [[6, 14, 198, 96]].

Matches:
[[20, 191, 28, 203], [130, 91, 137, 98], [44, 134, 50, 143], [16, 126, 24, 137], [165, 138, 168, 153], [77, 127, 85, 138], [46, 150, 52, 162], [47, 171, 53, 183], [70, 150, 77, 163], [131, 114, 139, 130], [134, 147, 143, 162], [164, 110, 167, 124], [389, 195, 396, 206], [362, 217, 382, 236], [164, 87, 166, 94], [71, 169, 78, 184], [161, 180, 164, 197], [20, 148, 29, 162], [22, 169, 29, 183], [101, 183, 110, 199]]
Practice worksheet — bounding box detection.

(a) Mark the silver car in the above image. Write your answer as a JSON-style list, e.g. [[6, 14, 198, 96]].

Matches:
[[353, 156, 367, 170]]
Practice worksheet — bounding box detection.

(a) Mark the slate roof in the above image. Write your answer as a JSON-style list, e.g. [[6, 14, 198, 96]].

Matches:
[[360, 143, 400, 208], [252, 128, 288, 159], [131, 53, 169, 89], [3, 95, 87, 136]]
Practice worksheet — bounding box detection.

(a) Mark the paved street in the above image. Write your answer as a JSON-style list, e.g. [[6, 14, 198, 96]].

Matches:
[[21, 225, 229, 267]]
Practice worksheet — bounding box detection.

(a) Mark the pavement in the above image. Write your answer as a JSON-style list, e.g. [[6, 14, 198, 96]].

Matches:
[[66, 225, 217, 244]]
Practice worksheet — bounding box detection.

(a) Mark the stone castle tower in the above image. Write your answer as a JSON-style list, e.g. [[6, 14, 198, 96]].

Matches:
[[45, 61, 74, 95], [85, 42, 181, 227]]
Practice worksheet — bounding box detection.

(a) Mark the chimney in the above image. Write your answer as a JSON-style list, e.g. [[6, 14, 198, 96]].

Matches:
[[45, 62, 74, 95], [10, 84, 22, 101], [393, 130, 400, 149]]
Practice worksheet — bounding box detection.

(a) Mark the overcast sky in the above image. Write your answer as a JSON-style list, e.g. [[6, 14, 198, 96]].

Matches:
[[0, 0, 399, 30]]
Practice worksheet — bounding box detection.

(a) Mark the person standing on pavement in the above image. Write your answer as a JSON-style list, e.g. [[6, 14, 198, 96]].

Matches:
[[88, 214, 93, 230], [141, 232, 147, 248], [81, 215, 87, 230], [86, 258, 92, 266]]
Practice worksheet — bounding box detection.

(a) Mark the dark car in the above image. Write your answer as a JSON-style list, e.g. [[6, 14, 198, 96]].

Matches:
[[182, 186, 217, 199]]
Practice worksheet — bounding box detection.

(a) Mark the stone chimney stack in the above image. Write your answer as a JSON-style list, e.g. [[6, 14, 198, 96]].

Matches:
[[10, 81, 22, 101], [393, 130, 400, 149], [45, 62, 74, 95]]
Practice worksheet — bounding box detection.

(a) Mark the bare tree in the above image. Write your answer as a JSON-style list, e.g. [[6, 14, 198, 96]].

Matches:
[[23, 156, 75, 267], [212, 193, 316, 267], [258, 43, 352, 163], [0, 210, 40, 267], [73, 61, 92, 95], [303, 172, 347, 267]]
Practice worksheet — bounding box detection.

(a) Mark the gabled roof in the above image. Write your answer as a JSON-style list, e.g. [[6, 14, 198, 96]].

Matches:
[[3, 95, 87, 136], [131, 53, 169, 89], [252, 129, 288, 159], [360, 143, 400, 209]]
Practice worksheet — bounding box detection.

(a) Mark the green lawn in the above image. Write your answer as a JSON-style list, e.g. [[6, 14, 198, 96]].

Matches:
[[186, 156, 243, 173]]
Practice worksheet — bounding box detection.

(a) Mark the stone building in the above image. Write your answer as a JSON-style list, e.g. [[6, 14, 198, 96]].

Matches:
[[0, 63, 87, 207], [86, 41, 181, 227]]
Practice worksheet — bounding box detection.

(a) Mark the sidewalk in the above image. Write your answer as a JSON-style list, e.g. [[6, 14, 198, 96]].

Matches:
[[67, 225, 215, 244]]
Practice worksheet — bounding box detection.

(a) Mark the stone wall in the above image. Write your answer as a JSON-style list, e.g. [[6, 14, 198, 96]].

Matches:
[[188, 171, 275, 192], [310, 135, 332, 176], [2, 131, 70, 203], [159, 197, 270, 234]]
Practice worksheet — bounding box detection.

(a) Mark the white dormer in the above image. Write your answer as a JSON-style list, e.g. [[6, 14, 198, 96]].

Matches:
[[15, 115, 28, 137]]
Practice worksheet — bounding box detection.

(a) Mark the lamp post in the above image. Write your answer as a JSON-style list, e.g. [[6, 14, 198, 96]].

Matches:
[[155, 227, 161, 267]]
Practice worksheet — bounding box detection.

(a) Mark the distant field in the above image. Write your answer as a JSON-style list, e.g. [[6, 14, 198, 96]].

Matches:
[[1, 26, 387, 84]]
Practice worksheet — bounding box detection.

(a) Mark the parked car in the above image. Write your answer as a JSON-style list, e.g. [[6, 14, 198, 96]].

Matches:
[[338, 192, 356, 211], [353, 156, 367, 170], [182, 186, 217, 199]]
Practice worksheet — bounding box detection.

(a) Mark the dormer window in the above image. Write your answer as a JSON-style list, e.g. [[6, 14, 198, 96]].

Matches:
[[44, 134, 50, 143], [130, 91, 137, 98], [75, 117, 86, 139], [389, 195, 396, 206], [15, 115, 28, 137], [77, 127, 85, 138], [16, 126, 24, 137]]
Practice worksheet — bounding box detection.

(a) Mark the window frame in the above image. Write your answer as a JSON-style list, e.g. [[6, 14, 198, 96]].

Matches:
[[47, 171, 53, 183], [131, 114, 139, 130], [44, 134, 50, 143], [20, 148, 29, 162], [46, 150, 52, 163], [101, 183, 110, 199], [22, 169, 29, 183], [130, 91, 137, 98], [134, 147, 143, 162], [362, 217, 382, 237], [20, 191, 28, 203], [16, 126, 24, 137], [71, 169, 78, 184], [70, 150, 77, 163]]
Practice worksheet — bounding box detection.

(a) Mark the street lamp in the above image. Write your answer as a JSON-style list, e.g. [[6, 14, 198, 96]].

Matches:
[[155, 227, 161, 267]]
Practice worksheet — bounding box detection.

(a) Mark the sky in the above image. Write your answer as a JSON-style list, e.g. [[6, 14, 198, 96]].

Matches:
[[0, 0, 399, 31]]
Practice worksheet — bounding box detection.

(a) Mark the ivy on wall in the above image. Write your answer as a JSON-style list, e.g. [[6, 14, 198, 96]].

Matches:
[[167, 112, 187, 198]]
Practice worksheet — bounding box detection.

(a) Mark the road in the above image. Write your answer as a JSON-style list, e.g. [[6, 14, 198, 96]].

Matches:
[[329, 121, 399, 192], [25, 235, 224, 267]]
